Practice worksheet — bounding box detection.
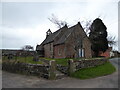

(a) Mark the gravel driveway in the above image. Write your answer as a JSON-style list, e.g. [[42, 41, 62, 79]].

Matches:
[[2, 58, 119, 88]]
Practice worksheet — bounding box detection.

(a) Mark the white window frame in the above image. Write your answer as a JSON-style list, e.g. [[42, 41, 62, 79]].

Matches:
[[79, 48, 85, 57]]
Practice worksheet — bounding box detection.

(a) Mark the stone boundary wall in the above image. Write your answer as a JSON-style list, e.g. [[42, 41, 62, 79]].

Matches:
[[2, 58, 108, 79], [68, 59, 108, 75], [39, 59, 49, 64], [56, 59, 108, 75], [74, 59, 108, 71], [57, 64, 68, 74], [2, 60, 56, 79]]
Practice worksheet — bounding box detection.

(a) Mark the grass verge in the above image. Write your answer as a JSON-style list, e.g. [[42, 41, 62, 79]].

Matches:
[[71, 61, 116, 79]]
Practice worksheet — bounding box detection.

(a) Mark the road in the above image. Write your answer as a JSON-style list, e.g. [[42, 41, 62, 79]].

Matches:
[[2, 58, 119, 88]]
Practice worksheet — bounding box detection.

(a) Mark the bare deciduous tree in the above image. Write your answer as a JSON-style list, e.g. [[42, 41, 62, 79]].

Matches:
[[107, 36, 116, 47], [22, 45, 34, 51], [48, 14, 68, 28], [80, 20, 92, 36], [21, 45, 34, 62]]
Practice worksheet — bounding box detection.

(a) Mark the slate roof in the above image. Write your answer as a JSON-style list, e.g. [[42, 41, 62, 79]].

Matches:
[[42, 25, 68, 45], [36, 45, 43, 50], [37, 22, 87, 50], [42, 29, 61, 45], [54, 25, 76, 45]]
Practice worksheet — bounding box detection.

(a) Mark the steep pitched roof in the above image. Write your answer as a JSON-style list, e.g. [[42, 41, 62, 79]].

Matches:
[[42, 25, 68, 45], [37, 22, 89, 50], [54, 25, 76, 45], [54, 22, 87, 45], [36, 44, 43, 50]]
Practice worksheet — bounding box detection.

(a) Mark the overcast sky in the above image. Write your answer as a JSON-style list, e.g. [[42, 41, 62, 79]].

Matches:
[[1, 0, 119, 51]]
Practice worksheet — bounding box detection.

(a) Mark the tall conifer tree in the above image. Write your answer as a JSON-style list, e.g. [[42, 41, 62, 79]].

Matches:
[[89, 18, 108, 57]]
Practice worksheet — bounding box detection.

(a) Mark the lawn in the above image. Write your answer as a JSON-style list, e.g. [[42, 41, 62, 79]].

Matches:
[[40, 58, 72, 66], [40, 57, 106, 66], [71, 61, 116, 79], [2, 56, 43, 64], [3, 55, 106, 66], [17, 56, 43, 64]]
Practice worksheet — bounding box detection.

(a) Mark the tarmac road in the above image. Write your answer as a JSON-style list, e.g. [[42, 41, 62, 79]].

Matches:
[[2, 58, 119, 88]]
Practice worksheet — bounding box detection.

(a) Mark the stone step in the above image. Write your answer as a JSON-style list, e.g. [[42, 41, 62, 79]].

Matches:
[[55, 70, 66, 79]]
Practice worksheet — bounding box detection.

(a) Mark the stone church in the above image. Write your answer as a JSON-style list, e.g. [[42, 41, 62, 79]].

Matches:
[[36, 22, 92, 58]]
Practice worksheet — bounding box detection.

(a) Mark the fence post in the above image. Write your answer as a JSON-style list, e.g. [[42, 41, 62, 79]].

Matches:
[[68, 59, 74, 76], [49, 60, 56, 80]]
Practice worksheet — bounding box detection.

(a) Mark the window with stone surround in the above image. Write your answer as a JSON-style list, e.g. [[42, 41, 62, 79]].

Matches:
[[58, 48, 62, 56]]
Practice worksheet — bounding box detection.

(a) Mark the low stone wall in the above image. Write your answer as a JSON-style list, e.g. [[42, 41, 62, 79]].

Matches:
[[68, 58, 108, 75], [2, 60, 56, 79], [74, 59, 108, 71], [39, 59, 49, 64], [56, 59, 108, 75], [2, 58, 109, 79], [57, 64, 68, 74]]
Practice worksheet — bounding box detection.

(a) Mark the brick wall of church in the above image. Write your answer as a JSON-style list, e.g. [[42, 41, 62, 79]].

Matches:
[[54, 44, 66, 58], [44, 42, 54, 58]]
